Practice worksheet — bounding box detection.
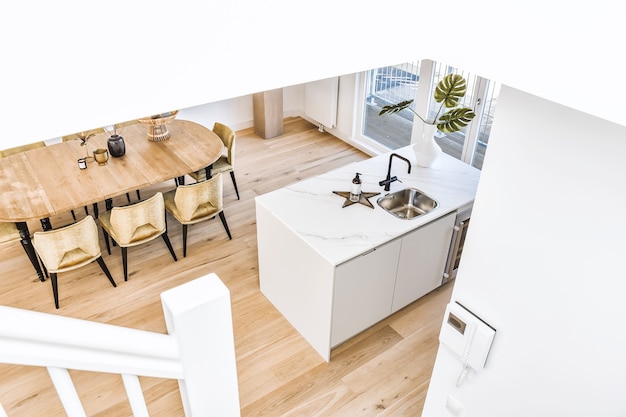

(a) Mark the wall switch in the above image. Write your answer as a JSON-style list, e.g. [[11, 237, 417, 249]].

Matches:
[[446, 394, 463, 416]]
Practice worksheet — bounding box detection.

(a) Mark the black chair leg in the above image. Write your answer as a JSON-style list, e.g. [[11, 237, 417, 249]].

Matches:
[[102, 229, 111, 255], [136, 190, 141, 200], [182, 224, 188, 257], [121, 247, 128, 281], [126, 193, 131, 204], [84, 205, 89, 215], [219, 211, 232, 240], [161, 233, 178, 262], [50, 272, 59, 309], [96, 257, 117, 288], [70, 210, 77, 221], [230, 171, 240, 200], [102, 223, 117, 248]]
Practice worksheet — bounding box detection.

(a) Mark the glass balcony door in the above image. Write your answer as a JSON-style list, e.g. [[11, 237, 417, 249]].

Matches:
[[427, 62, 499, 170], [359, 59, 500, 170]]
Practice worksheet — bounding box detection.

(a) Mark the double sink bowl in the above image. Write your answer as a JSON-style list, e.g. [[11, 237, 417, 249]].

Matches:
[[377, 188, 438, 220]]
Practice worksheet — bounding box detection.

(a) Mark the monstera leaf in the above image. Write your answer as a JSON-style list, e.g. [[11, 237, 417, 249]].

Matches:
[[434, 74, 467, 108], [379, 99, 415, 116], [379, 73, 476, 133], [437, 108, 476, 133]]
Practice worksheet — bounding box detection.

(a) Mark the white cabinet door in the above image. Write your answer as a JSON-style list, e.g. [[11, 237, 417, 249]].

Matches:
[[391, 211, 456, 313], [331, 238, 401, 347]]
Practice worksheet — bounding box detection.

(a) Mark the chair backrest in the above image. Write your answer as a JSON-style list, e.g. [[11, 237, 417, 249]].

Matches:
[[109, 192, 166, 245], [174, 173, 223, 222], [213, 122, 236, 165], [0, 141, 46, 158], [33, 215, 101, 271]]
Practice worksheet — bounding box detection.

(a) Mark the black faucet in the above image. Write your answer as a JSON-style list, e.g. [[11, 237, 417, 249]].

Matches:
[[379, 153, 412, 191]]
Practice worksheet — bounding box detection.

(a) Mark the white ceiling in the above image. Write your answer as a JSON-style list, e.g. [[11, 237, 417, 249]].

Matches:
[[1, 0, 623, 147]]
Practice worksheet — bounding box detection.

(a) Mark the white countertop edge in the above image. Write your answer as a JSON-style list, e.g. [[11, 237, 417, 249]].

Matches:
[[256, 145, 480, 266]]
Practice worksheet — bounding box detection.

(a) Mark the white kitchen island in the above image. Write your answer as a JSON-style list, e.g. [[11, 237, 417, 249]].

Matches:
[[256, 145, 481, 361]]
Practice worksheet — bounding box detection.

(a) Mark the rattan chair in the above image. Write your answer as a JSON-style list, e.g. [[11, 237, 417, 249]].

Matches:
[[32, 215, 117, 309], [163, 173, 232, 257], [187, 122, 239, 199], [99, 192, 178, 281]]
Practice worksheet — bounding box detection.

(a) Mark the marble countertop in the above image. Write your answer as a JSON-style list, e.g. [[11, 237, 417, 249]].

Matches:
[[255, 145, 481, 266]]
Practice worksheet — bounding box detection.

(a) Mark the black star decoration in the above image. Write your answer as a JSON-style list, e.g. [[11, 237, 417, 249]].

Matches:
[[332, 191, 380, 209]]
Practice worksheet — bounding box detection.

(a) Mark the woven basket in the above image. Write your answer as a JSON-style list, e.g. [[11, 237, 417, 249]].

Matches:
[[137, 110, 179, 141]]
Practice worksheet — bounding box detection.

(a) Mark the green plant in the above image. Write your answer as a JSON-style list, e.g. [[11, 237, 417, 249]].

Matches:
[[379, 73, 476, 133]]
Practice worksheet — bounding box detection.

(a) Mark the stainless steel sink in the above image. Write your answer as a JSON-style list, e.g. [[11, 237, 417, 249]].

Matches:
[[377, 188, 438, 219]]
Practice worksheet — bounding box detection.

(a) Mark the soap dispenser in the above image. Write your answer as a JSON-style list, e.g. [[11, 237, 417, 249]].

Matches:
[[350, 172, 362, 202]]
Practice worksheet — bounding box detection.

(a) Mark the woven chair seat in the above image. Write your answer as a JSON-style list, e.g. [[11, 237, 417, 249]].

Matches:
[[57, 247, 96, 270]]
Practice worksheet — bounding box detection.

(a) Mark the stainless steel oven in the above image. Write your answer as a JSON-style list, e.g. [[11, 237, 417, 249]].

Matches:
[[443, 205, 472, 284]]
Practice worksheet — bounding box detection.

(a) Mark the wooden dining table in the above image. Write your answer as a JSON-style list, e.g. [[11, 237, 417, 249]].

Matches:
[[0, 119, 224, 281]]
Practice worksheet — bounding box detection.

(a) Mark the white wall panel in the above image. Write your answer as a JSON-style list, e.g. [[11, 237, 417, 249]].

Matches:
[[304, 77, 338, 129]]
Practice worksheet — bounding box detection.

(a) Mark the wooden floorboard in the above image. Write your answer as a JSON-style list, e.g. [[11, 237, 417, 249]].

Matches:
[[0, 117, 454, 416]]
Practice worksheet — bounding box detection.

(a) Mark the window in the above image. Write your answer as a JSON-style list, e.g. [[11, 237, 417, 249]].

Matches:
[[359, 60, 500, 170], [361, 62, 420, 149]]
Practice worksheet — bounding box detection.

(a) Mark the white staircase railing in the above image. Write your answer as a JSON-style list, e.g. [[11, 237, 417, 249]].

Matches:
[[0, 273, 241, 417]]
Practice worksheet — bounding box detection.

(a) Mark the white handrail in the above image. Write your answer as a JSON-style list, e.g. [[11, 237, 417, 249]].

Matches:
[[0, 273, 241, 416], [0, 306, 183, 378]]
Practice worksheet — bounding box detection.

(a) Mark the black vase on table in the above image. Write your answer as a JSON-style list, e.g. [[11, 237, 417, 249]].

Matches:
[[107, 134, 126, 157]]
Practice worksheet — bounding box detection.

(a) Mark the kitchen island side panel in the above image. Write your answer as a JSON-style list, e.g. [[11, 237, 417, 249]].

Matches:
[[256, 201, 335, 361]]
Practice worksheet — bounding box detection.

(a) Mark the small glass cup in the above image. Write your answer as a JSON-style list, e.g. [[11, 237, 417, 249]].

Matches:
[[78, 157, 87, 169]]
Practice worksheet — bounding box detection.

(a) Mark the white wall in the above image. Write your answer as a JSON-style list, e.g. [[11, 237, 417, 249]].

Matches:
[[3, 2, 623, 147], [29, 74, 353, 153], [320, 73, 379, 156], [423, 86, 626, 416], [174, 83, 305, 133], [174, 74, 366, 158]]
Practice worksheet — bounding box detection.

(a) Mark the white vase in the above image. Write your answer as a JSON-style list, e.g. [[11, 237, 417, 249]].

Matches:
[[413, 123, 442, 168]]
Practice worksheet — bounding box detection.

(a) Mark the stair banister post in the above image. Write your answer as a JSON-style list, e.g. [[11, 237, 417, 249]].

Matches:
[[160, 273, 241, 417]]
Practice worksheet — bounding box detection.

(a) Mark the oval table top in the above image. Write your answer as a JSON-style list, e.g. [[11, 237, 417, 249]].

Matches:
[[0, 119, 223, 222]]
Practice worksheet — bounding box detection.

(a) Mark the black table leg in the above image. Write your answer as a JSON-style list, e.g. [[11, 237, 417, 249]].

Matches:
[[16, 221, 45, 282], [40, 217, 52, 231], [205, 164, 213, 179]]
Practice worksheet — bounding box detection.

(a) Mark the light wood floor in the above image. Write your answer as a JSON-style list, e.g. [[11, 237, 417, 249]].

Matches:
[[0, 117, 454, 417]]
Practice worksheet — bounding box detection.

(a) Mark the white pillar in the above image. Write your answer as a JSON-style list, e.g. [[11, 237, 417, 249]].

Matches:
[[160, 273, 241, 417]]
